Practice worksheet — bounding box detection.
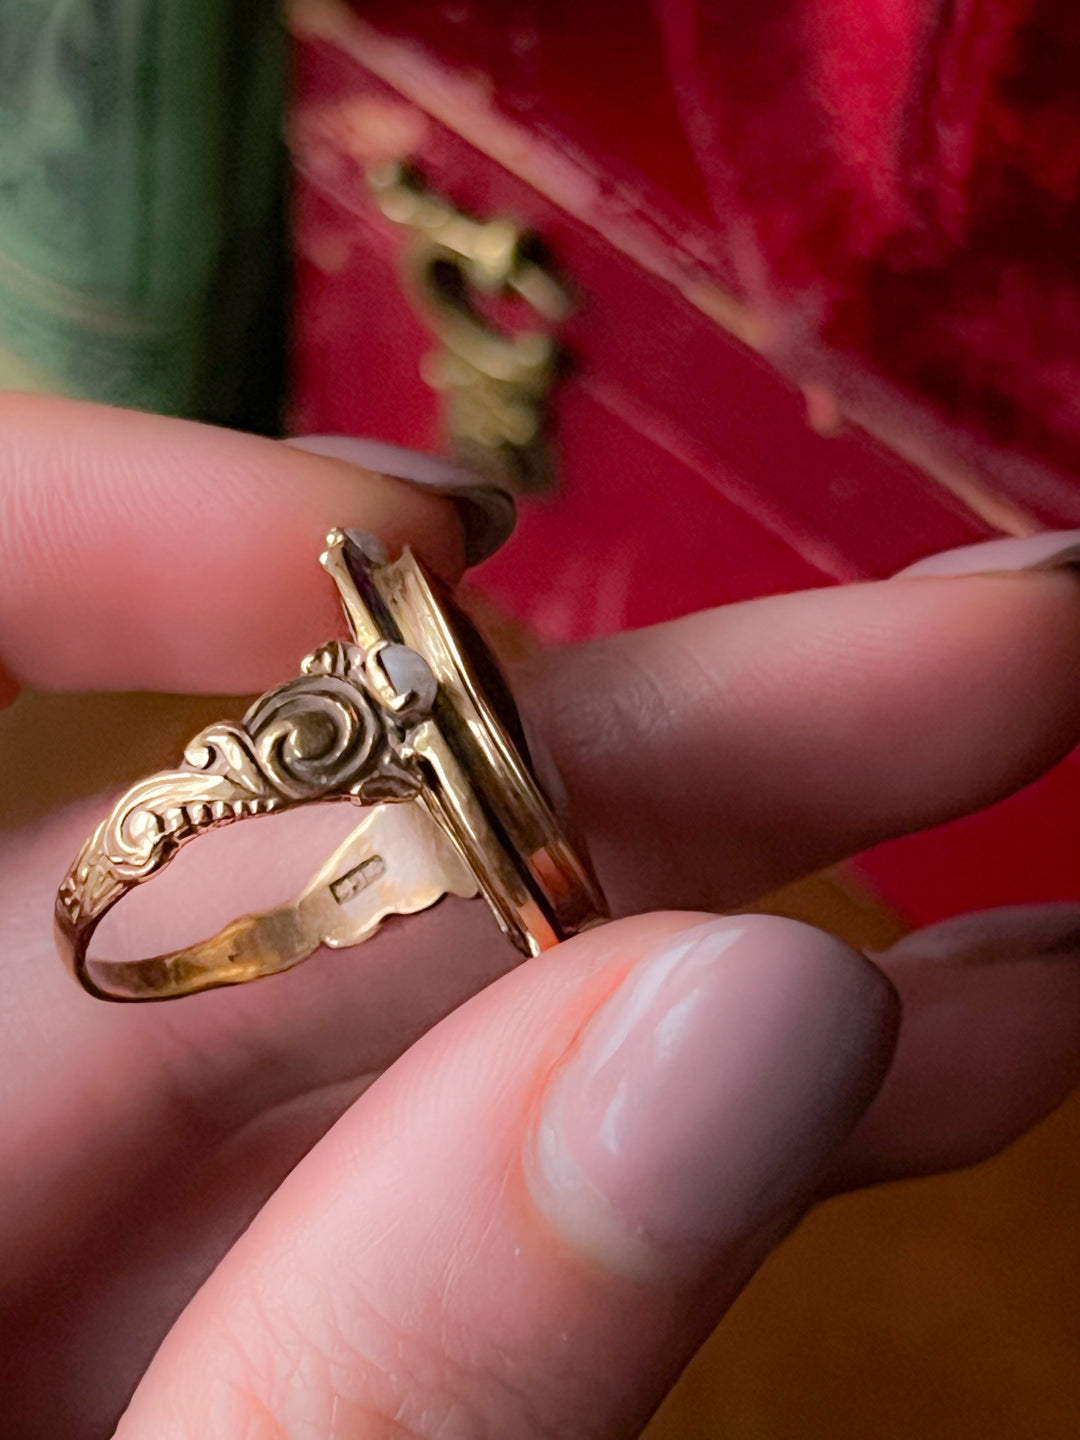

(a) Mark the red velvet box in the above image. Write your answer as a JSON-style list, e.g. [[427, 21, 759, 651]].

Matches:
[[288, 0, 1080, 925]]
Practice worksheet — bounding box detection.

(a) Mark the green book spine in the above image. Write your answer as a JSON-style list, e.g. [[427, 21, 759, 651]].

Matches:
[[0, 1, 287, 432]]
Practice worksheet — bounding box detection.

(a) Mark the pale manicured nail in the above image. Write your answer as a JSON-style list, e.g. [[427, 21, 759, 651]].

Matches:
[[897, 530, 1080, 578], [528, 915, 897, 1283], [880, 901, 1080, 967], [286, 434, 516, 565]]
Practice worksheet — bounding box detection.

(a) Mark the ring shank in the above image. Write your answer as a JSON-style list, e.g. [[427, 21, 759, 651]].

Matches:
[[72, 905, 321, 1002], [57, 801, 478, 1002]]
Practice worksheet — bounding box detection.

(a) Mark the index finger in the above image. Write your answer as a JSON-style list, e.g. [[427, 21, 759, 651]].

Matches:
[[0, 394, 464, 695]]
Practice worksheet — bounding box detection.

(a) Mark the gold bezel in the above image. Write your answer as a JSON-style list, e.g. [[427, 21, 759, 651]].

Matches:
[[323, 528, 608, 956]]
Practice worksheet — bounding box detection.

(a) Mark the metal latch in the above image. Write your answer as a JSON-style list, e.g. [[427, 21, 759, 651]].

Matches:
[[368, 162, 572, 495]]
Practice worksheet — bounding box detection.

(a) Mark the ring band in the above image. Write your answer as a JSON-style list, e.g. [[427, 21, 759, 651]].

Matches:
[[55, 529, 607, 1001]]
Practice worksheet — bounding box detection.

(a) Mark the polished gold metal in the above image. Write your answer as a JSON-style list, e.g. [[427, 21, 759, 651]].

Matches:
[[56, 529, 607, 1001], [368, 161, 572, 495]]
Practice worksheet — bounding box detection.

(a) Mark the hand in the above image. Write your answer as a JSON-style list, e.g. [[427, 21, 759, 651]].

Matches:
[[2, 395, 1080, 1438]]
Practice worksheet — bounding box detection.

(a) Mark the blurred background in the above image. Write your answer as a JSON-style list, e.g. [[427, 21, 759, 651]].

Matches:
[[2, 2, 1080, 1434]]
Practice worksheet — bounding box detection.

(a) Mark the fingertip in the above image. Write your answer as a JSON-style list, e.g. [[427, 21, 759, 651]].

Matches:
[[106, 912, 898, 1440], [830, 903, 1080, 1192], [0, 398, 466, 692], [527, 914, 898, 1284], [894, 529, 1080, 578], [287, 435, 515, 567]]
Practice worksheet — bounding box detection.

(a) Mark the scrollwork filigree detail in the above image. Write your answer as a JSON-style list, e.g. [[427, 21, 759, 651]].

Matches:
[[56, 642, 425, 928], [300, 639, 366, 683], [244, 673, 379, 802]]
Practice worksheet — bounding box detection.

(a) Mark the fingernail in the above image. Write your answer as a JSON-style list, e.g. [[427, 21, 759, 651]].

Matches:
[[897, 529, 1080, 579], [528, 915, 897, 1283], [882, 901, 1080, 968], [286, 435, 516, 566]]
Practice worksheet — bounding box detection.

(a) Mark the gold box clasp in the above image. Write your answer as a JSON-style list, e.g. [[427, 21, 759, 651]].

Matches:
[[369, 161, 572, 495]]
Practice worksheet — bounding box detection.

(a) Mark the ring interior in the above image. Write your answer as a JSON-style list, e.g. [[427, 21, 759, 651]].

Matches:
[[73, 797, 479, 1001]]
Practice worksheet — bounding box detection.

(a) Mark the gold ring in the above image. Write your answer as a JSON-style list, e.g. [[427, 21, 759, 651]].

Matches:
[[55, 529, 608, 1002]]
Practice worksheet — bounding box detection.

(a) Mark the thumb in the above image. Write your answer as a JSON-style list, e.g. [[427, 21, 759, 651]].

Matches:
[[115, 912, 897, 1439]]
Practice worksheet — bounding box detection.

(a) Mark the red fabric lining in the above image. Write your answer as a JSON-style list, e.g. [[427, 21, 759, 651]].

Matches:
[[654, 0, 1080, 474], [351, 0, 1080, 482]]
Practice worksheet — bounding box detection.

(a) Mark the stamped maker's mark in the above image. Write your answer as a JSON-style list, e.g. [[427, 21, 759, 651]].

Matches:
[[331, 854, 387, 904]]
